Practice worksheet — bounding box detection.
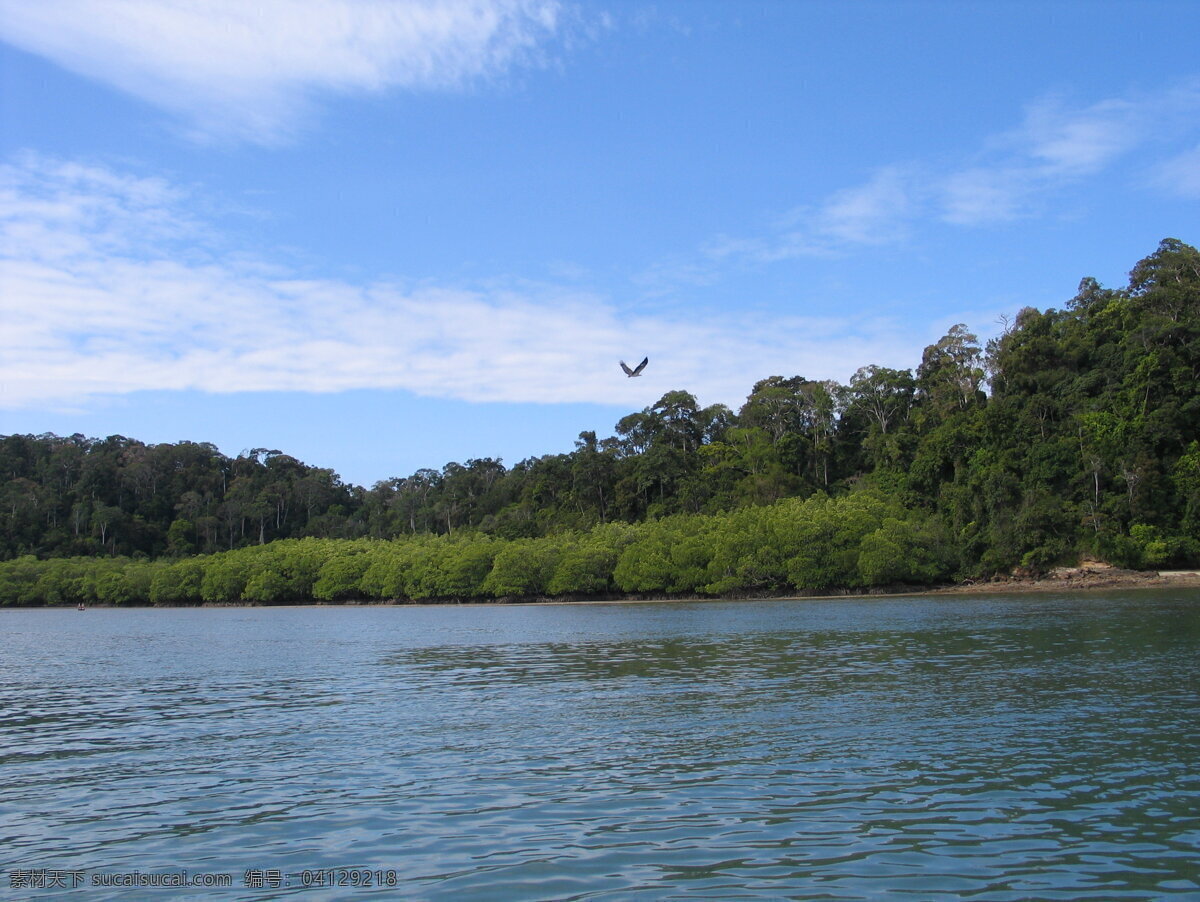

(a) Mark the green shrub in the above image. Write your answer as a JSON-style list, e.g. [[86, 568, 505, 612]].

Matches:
[[483, 539, 561, 596], [0, 556, 46, 606], [313, 549, 373, 601], [150, 558, 206, 605]]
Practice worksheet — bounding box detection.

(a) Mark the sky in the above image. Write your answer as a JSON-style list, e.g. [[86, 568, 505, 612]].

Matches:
[[1, 0, 1198, 488]]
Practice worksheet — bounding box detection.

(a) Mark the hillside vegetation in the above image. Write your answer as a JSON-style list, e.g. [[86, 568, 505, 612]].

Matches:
[[3, 239, 1198, 604]]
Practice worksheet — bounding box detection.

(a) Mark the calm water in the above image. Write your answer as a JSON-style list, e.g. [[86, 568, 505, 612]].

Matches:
[[2, 591, 1199, 900]]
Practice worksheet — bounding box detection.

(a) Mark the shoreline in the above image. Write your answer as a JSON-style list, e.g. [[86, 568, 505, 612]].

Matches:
[[931, 566, 1200, 596], [8, 567, 1200, 610]]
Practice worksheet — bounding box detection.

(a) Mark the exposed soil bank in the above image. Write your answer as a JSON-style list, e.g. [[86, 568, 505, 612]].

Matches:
[[514, 568, 1200, 605], [932, 565, 1200, 596]]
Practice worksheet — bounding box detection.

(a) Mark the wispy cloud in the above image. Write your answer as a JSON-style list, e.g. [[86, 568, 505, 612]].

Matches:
[[0, 0, 565, 143], [687, 167, 917, 270], [810, 167, 914, 246], [938, 166, 1030, 226], [939, 84, 1200, 224], [692, 80, 1200, 267], [938, 93, 1150, 226], [0, 155, 925, 412], [1017, 94, 1143, 176], [1152, 144, 1200, 199]]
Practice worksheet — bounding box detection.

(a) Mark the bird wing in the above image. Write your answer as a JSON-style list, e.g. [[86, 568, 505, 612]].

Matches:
[[620, 360, 634, 376], [633, 356, 649, 375]]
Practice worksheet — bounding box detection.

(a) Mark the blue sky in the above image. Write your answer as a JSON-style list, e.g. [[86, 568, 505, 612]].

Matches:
[[2, 0, 1198, 488]]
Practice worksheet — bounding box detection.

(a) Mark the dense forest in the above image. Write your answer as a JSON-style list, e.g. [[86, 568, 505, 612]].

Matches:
[[2, 238, 1198, 604]]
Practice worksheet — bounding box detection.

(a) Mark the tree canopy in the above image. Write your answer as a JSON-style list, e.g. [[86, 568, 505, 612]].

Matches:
[[3, 239, 1198, 600]]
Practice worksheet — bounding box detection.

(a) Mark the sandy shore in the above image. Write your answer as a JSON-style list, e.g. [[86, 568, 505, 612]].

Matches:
[[934, 565, 1200, 595]]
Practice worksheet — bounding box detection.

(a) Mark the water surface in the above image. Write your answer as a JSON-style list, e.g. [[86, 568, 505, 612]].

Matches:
[[3, 591, 1199, 899]]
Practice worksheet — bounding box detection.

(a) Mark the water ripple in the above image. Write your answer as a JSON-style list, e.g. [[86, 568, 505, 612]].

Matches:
[[1, 592, 1198, 899]]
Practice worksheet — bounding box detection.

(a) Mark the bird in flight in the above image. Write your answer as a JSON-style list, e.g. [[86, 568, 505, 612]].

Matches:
[[620, 357, 649, 378]]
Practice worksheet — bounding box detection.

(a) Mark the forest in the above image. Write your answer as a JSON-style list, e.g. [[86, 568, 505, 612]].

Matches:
[[2, 238, 1198, 605]]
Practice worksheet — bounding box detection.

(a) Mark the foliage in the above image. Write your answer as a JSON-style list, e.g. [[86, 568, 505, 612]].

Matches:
[[3, 239, 1198, 599], [0, 491, 959, 605]]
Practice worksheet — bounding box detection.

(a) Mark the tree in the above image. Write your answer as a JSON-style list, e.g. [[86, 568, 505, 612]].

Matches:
[[1128, 237, 1200, 322], [917, 324, 986, 418], [90, 503, 124, 552]]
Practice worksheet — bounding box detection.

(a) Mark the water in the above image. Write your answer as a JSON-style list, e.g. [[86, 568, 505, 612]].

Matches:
[[2, 591, 1199, 900]]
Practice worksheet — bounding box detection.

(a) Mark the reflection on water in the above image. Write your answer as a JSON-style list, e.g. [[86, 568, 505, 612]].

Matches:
[[2, 592, 1199, 899]]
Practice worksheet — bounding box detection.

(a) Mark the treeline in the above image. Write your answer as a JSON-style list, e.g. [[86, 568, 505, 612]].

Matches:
[[0, 491, 959, 605], [0, 437, 359, 558], [3, 238, 1199, 584]]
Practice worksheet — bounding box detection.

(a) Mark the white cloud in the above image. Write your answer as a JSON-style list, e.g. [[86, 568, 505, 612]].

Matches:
[[935, 100, 1139, 227], [0, 155, 924, 412], [938, 86, 1200, 224], [814, 167, 913, 245], [699, 81, 1200, 261], [939, 166, 1031, 226], [1017, 95, 1142, 176], [0, 0, 564, 142], [705, 167, 916, 266], [1153, 144, 1200, 199]]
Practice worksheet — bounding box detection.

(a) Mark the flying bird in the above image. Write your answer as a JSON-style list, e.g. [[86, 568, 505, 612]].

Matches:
[[620, 357, 649, 378]]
